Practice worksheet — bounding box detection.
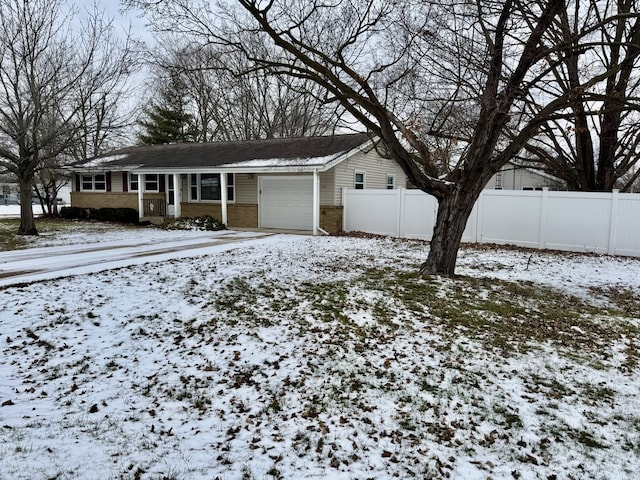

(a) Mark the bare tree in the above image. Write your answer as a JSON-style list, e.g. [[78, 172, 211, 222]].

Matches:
[[519, 0, 640, 192], [125, 0, 639, 275], [33, 162, 67, 216], [148, 42, 344, 141], [0, 0, 138, 234]]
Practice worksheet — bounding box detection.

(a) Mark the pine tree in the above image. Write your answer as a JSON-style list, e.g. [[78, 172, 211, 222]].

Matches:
[[138, 75, 195, 144]]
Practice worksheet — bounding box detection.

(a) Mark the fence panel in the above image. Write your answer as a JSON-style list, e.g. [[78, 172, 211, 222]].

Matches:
[[614, 194, 640, 256], [544, 192, 612, 254], [478, 191, 543, 248], [400, 190, 437, 240], [342, 189, 400, 236], [343, 188, 640, 258]]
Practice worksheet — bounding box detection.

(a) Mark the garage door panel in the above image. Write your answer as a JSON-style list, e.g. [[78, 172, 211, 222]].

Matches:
[[260, 176, 313, 230]]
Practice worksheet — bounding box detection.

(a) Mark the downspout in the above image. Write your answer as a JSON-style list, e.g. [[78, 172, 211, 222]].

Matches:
[[312, 169, 320, 235]]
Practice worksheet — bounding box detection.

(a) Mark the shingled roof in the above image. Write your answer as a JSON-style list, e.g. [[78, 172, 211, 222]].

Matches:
[[87, 133, 372, 171]]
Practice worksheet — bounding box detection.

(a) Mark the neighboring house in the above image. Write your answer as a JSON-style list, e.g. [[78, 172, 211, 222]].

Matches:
[[486, 162, 566, 190], [70, 133, 407, 234], [0, 176, 19, 205]]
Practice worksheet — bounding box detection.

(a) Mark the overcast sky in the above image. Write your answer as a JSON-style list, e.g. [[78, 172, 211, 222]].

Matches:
[[75, 0, 153, 43]]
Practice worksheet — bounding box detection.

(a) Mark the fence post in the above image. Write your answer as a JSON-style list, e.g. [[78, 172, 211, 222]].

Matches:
[[608, 189, 619, 255], [474, 191, 484, 244], [538, 187, 549, 249], [397, 188, 405, 238], [342, 187, 348, 232]]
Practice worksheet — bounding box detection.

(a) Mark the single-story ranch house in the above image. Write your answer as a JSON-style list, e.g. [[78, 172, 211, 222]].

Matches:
[[71, 133, 407, 234]]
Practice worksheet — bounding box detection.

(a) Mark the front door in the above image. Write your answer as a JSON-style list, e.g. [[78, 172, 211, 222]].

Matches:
[[167, 175, 175, 216]]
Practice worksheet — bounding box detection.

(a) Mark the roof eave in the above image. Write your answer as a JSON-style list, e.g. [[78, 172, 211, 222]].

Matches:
[[70, 165, 140, 173], [132, 164, 325, 174], [318, 136, 378, 172]]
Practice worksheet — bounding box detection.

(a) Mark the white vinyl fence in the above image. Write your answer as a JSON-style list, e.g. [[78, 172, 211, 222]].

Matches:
[[342, 188, 640, 257]]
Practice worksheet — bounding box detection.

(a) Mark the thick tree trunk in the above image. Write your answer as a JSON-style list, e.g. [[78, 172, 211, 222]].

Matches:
[[18, 177, 38, 236], [420, 188, 480, 277]]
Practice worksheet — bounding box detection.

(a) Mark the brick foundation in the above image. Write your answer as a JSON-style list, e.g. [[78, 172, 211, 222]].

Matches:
[[180, 203, 258, 228], [320, 206, 343, 233]]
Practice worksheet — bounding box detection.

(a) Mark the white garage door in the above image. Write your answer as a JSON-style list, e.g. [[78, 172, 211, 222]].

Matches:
[[259, 176, 313, 230]]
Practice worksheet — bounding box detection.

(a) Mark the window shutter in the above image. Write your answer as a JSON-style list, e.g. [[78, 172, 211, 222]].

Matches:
[[122, 172, 128, 192], [75, 174, 80, 192], [159, 175, 166, 193], [106, 172, 112, 192]]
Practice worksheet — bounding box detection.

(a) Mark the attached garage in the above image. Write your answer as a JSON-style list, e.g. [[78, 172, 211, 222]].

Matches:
[[259, 176, 313, 230]]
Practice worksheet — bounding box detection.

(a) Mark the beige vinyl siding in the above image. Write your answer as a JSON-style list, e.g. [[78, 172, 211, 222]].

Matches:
[[111, 172, 124, 193], [331, 149, 406, 205], [319, 170, 334, 206], [180, 175, 188, 203], [235, 174, 258, 203]]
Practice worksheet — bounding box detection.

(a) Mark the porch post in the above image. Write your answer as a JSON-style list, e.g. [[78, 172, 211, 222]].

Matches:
[[312, 169, 319, 235], [220, 172, 228, 226], [137, 181, 143, 220], [173, 173, 181, 218]]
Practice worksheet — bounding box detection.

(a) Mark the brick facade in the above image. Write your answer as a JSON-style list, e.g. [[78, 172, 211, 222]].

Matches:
[[70, 192, 138, 210], [180, 203, 258, 228], [320, 206, 343, 233]]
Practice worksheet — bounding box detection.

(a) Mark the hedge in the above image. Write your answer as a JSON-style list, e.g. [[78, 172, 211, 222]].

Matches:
[[60, 206, 139, 224]]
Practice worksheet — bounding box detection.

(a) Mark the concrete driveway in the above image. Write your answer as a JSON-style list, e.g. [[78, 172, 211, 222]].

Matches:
[[0, 230, 276, 288]]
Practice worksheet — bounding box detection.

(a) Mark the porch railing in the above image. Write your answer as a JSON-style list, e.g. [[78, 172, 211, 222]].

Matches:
[[142, 198, 167, 217]]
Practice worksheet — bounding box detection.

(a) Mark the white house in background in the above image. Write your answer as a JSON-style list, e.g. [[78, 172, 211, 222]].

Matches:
[[0, 175, 71, 206], [70, 133, 407, 234], [486, 162, 566, 190]]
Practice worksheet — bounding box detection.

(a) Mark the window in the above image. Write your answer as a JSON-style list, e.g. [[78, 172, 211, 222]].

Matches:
[[129, 173, 139, 191], [201, 173, 220, 200], [190, 174, 198, 200], [81, 173, 106, 191], [226, 173, 235, 201], [386, 174, 395, 190], [495, 172, 502, 189], [82, 175, 93, 191], [144, 174, 159, 192], [190, 173, 235, 201], [354, 171, 365, 190], [167, 176, 174, 205]]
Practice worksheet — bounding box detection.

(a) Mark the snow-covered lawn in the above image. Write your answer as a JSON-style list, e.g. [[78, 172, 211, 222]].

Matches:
[[1, 225, 639, 480]]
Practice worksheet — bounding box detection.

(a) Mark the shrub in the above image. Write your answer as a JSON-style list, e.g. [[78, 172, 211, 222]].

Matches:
[[94, 208, 139, 224], [59, 206, 138, 224], [60, 206, 89, 220], [161, 215, 226, 231]]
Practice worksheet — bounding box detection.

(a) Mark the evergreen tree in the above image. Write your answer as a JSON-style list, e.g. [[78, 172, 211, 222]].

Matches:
[[138, 75, 195, 144]]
